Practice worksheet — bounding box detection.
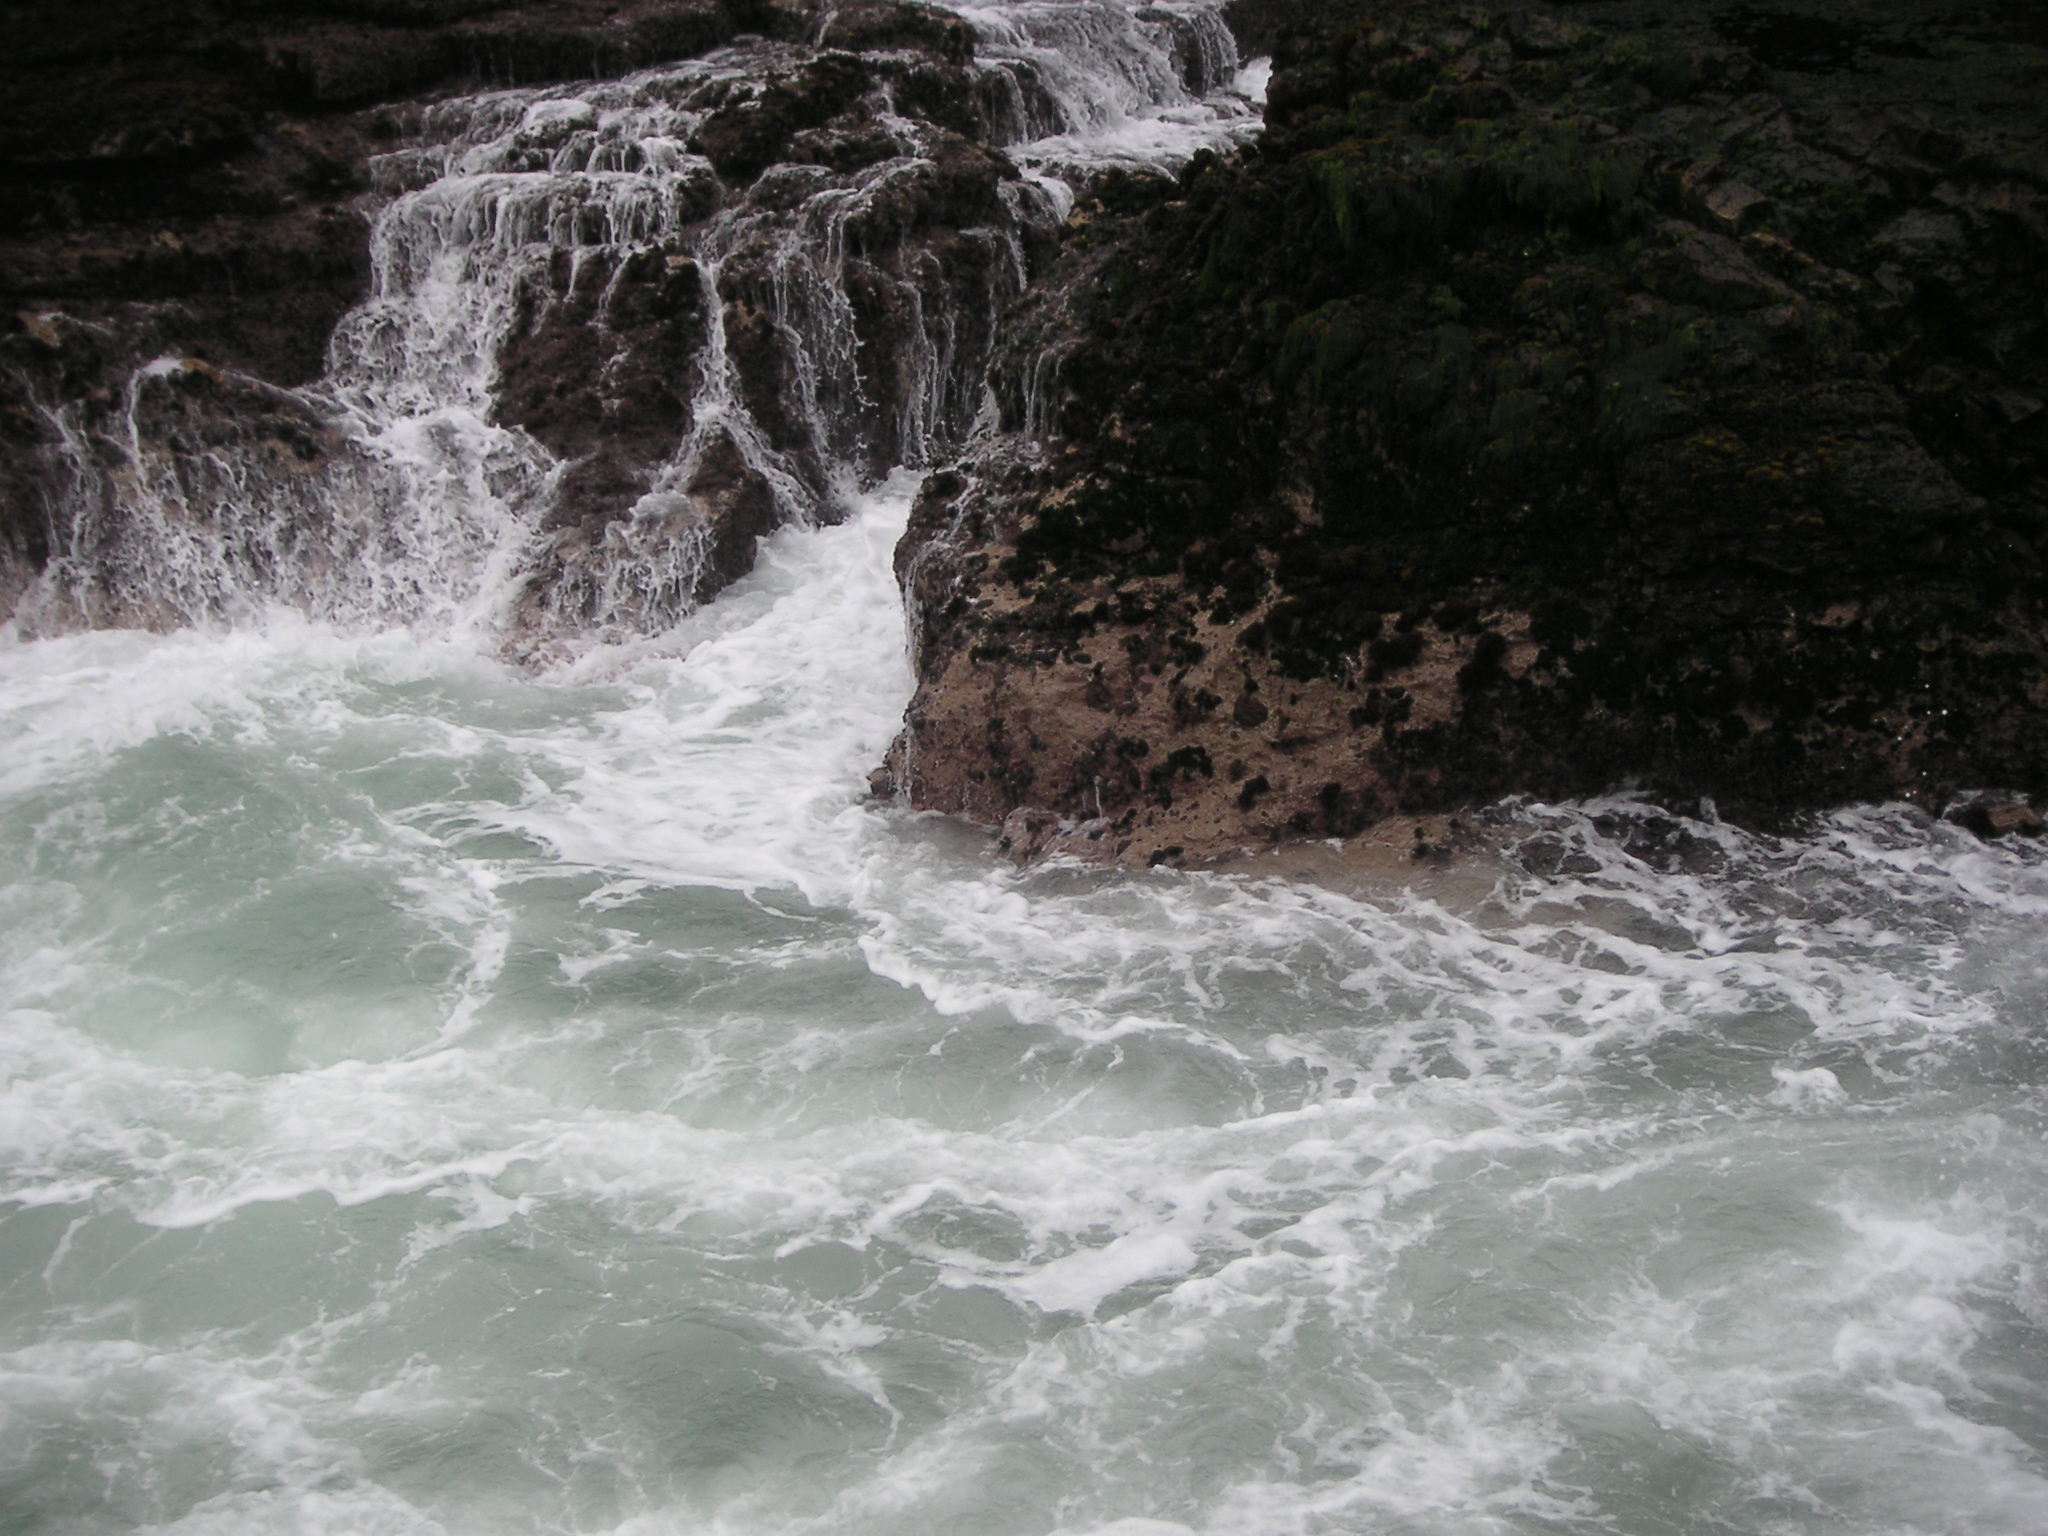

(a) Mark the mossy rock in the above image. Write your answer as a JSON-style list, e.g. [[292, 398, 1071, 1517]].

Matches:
[[970, 0, 2048, 815]]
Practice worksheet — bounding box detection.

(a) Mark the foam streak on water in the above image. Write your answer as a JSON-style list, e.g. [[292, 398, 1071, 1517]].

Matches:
[[3, 473, 2048, 1536]]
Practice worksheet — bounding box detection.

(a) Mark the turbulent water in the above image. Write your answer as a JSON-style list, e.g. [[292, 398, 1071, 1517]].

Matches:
[[7, 478, 2048, 1536], [5, 4, 2048, 1534]]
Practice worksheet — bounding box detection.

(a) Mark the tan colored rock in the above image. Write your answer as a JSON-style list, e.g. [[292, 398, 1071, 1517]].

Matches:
[[1704, 179, 1770, 234], [881, 475, 1547, 866], [1950, 798, 2045, 839]]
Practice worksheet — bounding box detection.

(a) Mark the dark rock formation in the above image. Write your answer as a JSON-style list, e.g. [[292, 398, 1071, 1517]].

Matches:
[[0, 0, 798, 383], [1, 310, 357, 625], [496, 244, 711, 557], [1, 0, 792, 621], [886, 0, 2048, 861], [1, 0, 789, 173]]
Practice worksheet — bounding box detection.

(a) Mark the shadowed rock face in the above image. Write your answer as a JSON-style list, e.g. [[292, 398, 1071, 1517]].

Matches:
[[0, 311, 357, 625], [885, 0, 2048, 863], [0, 0, 795, 385], [495, 244, 710, 541], [0, 0, 785, 171]]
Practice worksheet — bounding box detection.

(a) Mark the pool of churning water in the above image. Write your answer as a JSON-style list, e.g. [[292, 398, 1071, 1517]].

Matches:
[[3, 482, 2048, 1536]]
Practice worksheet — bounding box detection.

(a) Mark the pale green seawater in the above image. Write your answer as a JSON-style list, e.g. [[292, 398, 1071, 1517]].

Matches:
[[2, 489, 2046, 1536]]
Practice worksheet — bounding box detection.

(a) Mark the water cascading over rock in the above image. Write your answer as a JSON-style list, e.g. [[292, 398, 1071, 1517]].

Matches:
[[0, 0, 1260, 655]]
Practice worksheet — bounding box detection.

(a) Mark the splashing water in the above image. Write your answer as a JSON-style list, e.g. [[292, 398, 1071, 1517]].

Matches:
[[3, 4, 2047, 1534], [5, 472, 2048, 1536]]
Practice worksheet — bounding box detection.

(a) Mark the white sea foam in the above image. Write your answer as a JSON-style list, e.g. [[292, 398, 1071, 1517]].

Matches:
[[5, 462, 2048, 1532]]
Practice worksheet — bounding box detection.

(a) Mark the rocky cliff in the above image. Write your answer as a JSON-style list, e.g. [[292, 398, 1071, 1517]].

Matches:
[[883, 0, 2048, 863], [1, 0, 751, 608]]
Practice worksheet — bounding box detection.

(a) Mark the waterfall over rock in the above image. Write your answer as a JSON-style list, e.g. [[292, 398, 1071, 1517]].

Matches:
[[1, 0, 1263, 657]]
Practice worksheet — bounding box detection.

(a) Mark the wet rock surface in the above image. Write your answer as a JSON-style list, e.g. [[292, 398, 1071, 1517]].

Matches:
[[0, 0, 795, 391], [887, 0, 2048, 862], [0, 311, 357, 627], [1, 0, 1063, 636]]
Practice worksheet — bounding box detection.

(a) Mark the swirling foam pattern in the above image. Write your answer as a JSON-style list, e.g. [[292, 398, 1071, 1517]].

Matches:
[[3, 477, 2046, 1536]]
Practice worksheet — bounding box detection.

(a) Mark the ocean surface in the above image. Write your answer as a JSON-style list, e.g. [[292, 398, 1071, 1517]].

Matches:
[[4, 480, 2047, 1535]]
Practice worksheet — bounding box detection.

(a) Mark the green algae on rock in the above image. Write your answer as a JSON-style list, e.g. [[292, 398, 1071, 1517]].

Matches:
[[886, 0, 2048, 863]]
